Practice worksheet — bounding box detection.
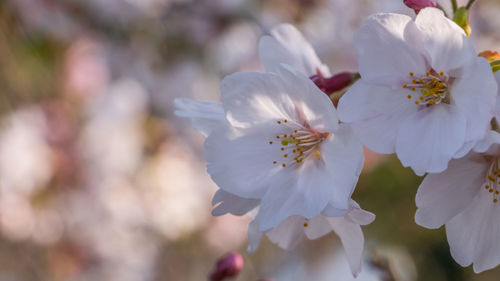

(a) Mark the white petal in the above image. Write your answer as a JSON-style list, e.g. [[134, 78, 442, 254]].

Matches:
[[304, 215, 334, 239], [415, 152, 488, 229], [446, 188, 500, 273], [220, 71, 296, 128], [266, 215, 306, 250], [256, 158, 335, 231], [474, 131, 500, 154], [347, 206, 376, 226], [173, 98, 225, 136], [247, 218, 264, 252], [204, 125, 285, 198], [277, 66, 339, 132], [259, 24, 330, 76], [396, 104, 466, 175], [327, 216, 366, 277], [415, 8, 476, 72], [354, 13, 427, 85], [338, 80, 418, 154], [320, 124, 364, 209], [453, 140, 475, 159], [451, 57, 497, 142], [211, 189, 260, 216], [221, 68, 338, 132]]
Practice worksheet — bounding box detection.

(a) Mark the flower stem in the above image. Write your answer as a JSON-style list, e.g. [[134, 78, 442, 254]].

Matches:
[[437, 4, 449, 17], [451, 0, 457, 12], [466, 0, 476, 9]]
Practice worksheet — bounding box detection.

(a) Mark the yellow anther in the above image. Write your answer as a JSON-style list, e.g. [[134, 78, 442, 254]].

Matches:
[[490, 189, 494, 193], [494, 198, 498, 203], [419, 96, 424, 101], [284, 119, 288, 123], [294, 130, 298, 133], [428, 100, 436, 105], [411, 87, 416, 91], [426, 71, 430, 76], [496, 191, 499, 195], [407, 95, 412, 99], [281, 147, 285, 151], [419, 78, 423, 83], [439, 71, 444, 76], [432, 78, 437, 82], [489, 175, 495, 181], [277, 121, 281, 124], [276, 136, 280, 139], [273, 161, 277, 164], [269, 141, 273, 144], [282, 163, 286, 167], [486, 185, 490, 189], [412, 79, 417, 83], [284, 134, 287, 138], [415, 100, 420, 105], [403, 84, 408, 88], [409, 72, 414, 76], [284, 154, 288, 158], [303, 222, 309, 227]]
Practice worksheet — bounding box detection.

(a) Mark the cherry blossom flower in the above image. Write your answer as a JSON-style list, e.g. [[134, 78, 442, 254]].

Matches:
[[205, 66, 363, 231], [415, 131, 500, 273], [338, 8, 497, 175], [247, 200, 374, 277]]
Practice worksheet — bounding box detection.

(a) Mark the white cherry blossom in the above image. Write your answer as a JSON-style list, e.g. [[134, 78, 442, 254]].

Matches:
[[338, 8, 497, 175], [205, 66, 364, 231], [415, 131, 500, 273]]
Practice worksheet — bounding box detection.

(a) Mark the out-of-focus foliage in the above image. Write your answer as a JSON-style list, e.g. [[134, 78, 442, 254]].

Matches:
[[1, 0, 500, 280]]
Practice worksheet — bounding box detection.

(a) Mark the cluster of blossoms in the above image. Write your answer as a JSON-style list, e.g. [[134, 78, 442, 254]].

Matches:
[[175, 1, 500, 276]]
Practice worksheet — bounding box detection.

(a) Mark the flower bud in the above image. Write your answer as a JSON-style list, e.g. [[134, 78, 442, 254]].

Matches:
[[209, 252, 244, 281], [310, 72, 355, 95], [403, 0, 437, 13]]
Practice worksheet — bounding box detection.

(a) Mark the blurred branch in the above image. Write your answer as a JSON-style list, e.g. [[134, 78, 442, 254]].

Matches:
[[466, 0, 476, 9]]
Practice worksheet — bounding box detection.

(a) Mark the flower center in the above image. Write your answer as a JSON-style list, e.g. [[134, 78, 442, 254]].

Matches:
[[402, 71, 450, 106], [484, 158, 500, 204], [269, 119, 330, 168]]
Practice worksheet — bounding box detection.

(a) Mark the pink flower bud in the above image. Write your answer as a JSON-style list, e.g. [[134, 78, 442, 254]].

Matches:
[[209, 252, 244, 281], [403, 0, 437, 13], [310, 71, 353, 95]]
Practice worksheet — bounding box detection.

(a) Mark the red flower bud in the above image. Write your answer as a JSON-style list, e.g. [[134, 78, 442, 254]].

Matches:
[[403, 0, 437, 13], [310, 71, 353, 95], [209, 252, 244, 281]]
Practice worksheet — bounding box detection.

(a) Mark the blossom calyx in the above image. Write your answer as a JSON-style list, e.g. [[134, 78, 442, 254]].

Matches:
[[453, 7, 471, 36]]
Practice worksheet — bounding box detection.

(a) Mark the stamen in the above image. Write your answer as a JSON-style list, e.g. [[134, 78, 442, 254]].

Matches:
[[270, 119, 329, 169], [484, 158, 500, 203], [402, 70, 449, 106]]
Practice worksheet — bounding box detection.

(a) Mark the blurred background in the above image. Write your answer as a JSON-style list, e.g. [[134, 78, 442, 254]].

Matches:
[[0, 0, 500, 280]]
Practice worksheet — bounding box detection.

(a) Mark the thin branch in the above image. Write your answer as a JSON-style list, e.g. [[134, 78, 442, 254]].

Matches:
[[436, 4, 449, 17], [466, 0, 477, 9]]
